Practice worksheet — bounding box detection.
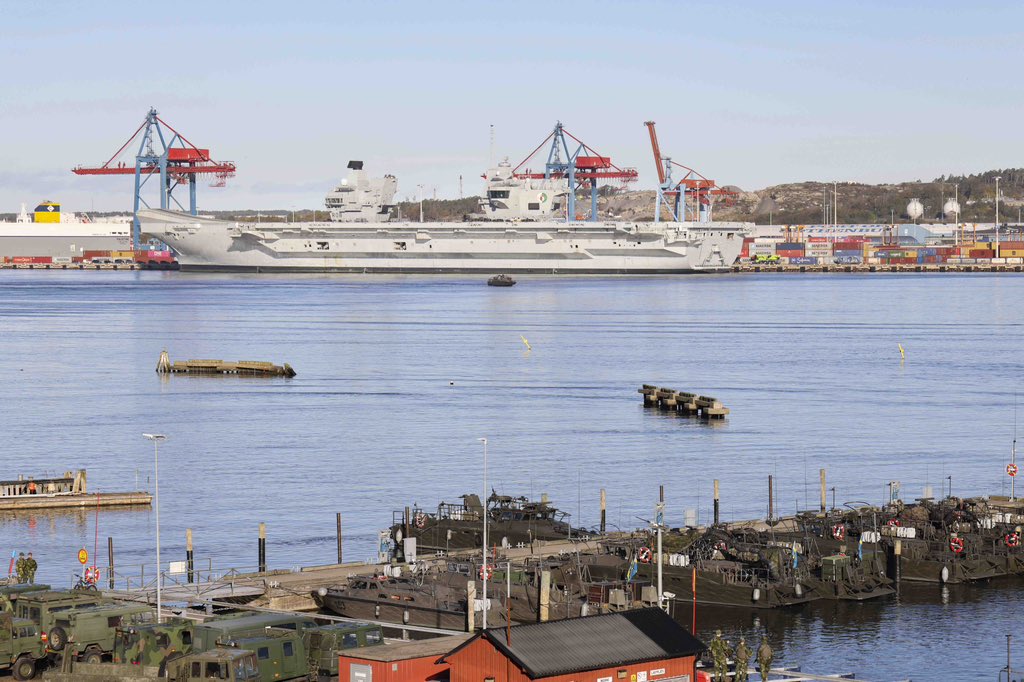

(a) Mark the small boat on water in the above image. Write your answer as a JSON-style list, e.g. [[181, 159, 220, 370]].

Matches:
[[487, 274, 516, 287]]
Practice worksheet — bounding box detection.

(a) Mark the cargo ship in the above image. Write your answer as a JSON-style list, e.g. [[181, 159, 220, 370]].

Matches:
[[139, 161, 749, 273], [0, 202, 132, 258]]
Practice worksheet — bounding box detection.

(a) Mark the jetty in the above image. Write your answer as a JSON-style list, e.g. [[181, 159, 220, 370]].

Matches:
[[156, 350, 295, 377], [0, 469, 151, 511]]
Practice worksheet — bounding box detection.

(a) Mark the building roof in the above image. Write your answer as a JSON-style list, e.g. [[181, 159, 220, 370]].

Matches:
[[340, 633, 474, 662], [445, 608, 706, 679]]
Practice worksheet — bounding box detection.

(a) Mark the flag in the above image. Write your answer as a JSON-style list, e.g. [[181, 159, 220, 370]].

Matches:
[[626, 557, 638, 583]]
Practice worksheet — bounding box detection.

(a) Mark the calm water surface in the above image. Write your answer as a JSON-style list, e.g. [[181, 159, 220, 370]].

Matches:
[[1, 270, 1021, 680]]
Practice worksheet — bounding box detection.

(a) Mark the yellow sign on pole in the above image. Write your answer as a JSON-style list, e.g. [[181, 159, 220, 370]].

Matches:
[[78, 548, 89, 565]]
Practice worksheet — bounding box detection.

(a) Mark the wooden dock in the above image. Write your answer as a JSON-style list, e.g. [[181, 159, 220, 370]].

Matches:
[[639, 384, 730, 419]]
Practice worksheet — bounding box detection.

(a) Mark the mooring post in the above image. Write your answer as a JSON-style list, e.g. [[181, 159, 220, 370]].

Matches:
[[186, 528, 194, 584], [466, 580, 476, 632], [713, 480, 720, 525], [107, 537, 115, 590], [820, 469, 827, 513], [600, 489, 607, 533], [258, 523, 266, 573], [768, 475, 774, 523], [539, 570, 551, 622], [336, 513, 343, 564]]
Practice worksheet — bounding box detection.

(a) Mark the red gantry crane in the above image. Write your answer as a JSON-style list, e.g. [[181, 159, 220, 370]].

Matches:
[[644, 121, 737, 223], [72, 108, 235, 246]]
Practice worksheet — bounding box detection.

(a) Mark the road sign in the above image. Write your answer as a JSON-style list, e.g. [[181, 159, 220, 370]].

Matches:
[[1008, 463, 1019, 477], [77, 548, 88, 565]]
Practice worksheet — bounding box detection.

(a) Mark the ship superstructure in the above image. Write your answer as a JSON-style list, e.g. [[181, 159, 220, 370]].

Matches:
[[0, 202, 132, 258]]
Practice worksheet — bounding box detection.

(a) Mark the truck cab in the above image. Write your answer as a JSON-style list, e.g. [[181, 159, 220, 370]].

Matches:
[[13, 590, 105, 649], [0, 612, 47, 680]]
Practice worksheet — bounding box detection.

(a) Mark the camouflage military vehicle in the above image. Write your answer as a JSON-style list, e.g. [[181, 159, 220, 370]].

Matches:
[[13, 590, 106, 644], [0, 611, 48, 680], [301, 622, 383, 680], [0, 585, 53, 615], [218, 628, 311, 681], [191, 612, 318, 651], [47, 602, 153, 662], [43, 647, 262, 681], [114, 620, 197, 667]]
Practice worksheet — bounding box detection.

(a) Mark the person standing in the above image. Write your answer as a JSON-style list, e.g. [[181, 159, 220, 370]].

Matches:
[[14, 553, 26, 584], [24, 553, 37, 584], [734, 637, 752, 682], [709, 630, 732, 682], [757, 635, 774, 681]]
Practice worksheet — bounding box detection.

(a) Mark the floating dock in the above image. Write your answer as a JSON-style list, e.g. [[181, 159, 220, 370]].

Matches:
[[639, 384, 730, 419], [0, 470, 151, 511], [156, 350, 295, 377]]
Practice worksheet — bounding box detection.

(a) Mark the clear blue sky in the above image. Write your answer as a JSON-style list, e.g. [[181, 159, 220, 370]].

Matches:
[[1, 0, 1021, 212]]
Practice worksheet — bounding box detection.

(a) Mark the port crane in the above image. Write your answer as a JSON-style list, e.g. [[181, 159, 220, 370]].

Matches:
[[510, 122, 638, 221], [644, 121, 737, 223], [72, 108, 235, 246]]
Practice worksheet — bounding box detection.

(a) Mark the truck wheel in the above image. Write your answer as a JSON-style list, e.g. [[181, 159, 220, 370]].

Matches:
[[47, 626, 67, 651], [83, 647, 103, 664], [12, 655, 36, 681]]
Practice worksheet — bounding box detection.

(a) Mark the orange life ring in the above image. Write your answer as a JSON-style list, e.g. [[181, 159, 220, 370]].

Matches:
[[638, 546, 652, 564], [1006, 533, 1021, 548], [832, 524, 846, 541], [887, 519, 901, 527], [478, 565, 493, 580], [949, 537, 965, 554], [413, 513, 427, 529], [1008, 463, 1019, 477]]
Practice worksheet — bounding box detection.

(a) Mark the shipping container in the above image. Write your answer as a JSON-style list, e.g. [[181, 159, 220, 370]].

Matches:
[[777, 242, 803, 250], [776, 250, 804, 258], [83, 250, 112, 259], [1007, 258, 1024, 264], [788, 257, 818, 265], [992, 258, 1007, 265], [969, 249, 995, 258]]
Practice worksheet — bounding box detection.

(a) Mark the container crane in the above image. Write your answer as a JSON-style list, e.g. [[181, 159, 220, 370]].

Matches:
[[644, 121, 736, 223], [72, 108, 235, 246], [511, 122, 637, 221]]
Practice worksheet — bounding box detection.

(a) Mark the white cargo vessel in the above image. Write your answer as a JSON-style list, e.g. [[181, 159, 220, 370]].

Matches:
[[0, 202, 132, 258], [140, 161, 748, 273]]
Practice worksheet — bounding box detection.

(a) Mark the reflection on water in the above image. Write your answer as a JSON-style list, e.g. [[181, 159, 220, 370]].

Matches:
[[1, 270, 1023, 679]]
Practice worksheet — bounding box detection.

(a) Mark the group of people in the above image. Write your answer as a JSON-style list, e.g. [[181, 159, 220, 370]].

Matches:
[[709, 630, 774, 682], [13, 552, 38, 584]]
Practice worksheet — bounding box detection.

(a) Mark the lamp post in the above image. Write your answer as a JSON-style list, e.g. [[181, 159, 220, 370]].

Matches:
[[478, 437, 488, 629], [142, 433, 167, 623], [995, 176, 1002, 254], [417, 184, 425, 223]]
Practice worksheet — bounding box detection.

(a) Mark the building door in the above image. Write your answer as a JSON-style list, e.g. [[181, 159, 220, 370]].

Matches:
[[349, 663, 373, 682]]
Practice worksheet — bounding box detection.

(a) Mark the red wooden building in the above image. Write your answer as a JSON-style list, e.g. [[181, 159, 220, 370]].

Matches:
[[338, 633, 472, 682], [442, 608, 706, 682]]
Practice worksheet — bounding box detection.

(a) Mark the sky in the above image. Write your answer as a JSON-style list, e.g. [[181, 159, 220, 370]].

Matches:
[[1, 0, 1022, 213]]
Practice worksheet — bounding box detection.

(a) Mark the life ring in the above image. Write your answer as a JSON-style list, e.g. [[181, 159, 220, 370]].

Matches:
[[1006, 533, 1021, 548], [413, 512, 427, 529], [84, 567, 101, 584], [887, 519, 901, 527], [832, 524, 846, 541], [1008, 463, 1019, 477], [638, 546, 652, 564], [478, 565, 493, 580], [949, 537, 965, 554]]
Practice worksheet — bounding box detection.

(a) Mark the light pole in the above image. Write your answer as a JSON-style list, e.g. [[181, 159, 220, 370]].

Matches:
[[833, 181, 838, 226], [142, 433, 167, 623], [478, 437, 488, 629], [417, 184, 425, 223]]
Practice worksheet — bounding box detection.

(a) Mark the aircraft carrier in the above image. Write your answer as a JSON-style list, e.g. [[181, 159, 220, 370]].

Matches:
[[140, 160, 749, 274]]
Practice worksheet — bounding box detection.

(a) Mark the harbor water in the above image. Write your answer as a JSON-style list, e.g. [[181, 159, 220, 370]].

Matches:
[[1, 270, 1021, 680]]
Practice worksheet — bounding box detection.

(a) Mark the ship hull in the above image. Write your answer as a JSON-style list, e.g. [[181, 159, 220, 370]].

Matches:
[[139, 209, 748, 274]]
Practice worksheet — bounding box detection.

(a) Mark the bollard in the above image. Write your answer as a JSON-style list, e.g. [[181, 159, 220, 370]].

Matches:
[[600, 489, 607, 533], [186, 529, 194, 584], [539, 570, 551, 622], [258, 523, 266, 573], [107, 537, 115, 590], [820, 469, 827, 513], [466, 580, 476, 632], [713, 480, 720, 526], [336, 513, 343, 564]]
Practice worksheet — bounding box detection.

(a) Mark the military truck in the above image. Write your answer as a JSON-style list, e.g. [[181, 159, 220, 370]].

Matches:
[[114, 621, 197, 667], [191, 612, 318, 651], [0, 585, 53, 614], [42, 647, 262, 681], [47, 602, 153, 662], [0, 611, 47, 680], [302, 622, 383, 680], [13, 590, 106, 644]]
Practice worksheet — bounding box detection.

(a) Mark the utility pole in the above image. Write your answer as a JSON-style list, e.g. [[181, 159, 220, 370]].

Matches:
[[995, 176, 1002, 254], [417, 184, 424, 224], [655, 495, 666, 612], [834, 181, 838, 226]]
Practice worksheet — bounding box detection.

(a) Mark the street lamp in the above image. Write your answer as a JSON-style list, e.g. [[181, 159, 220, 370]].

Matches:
[[142, 433, 167, 623], [995, 176, 1002, 254], [478, 437, 488, 630], [417, 184, 425, 223]]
